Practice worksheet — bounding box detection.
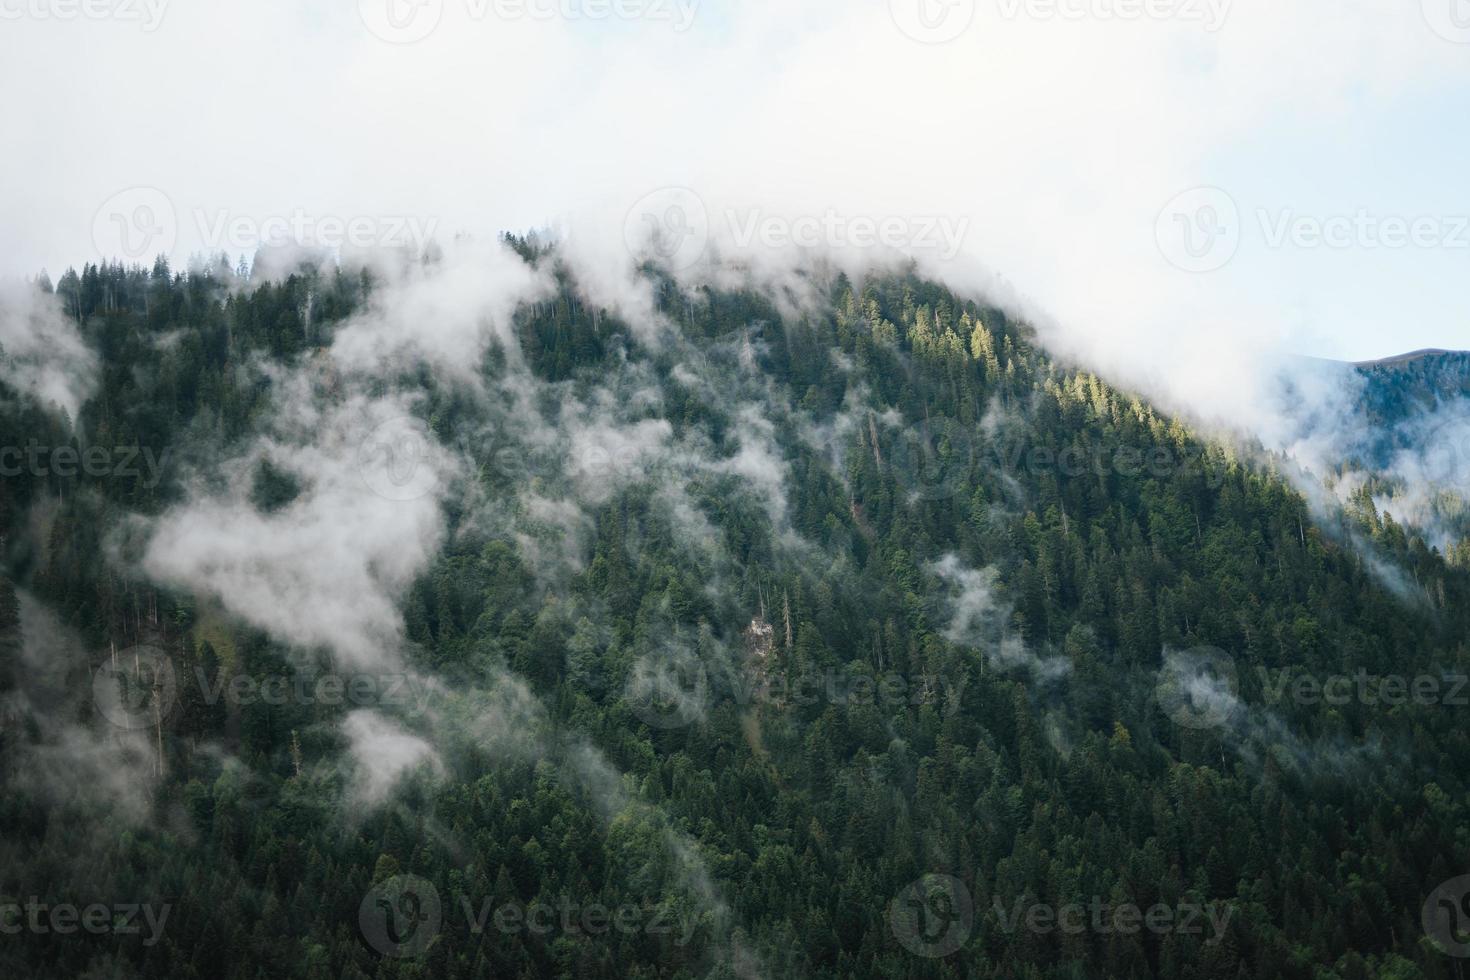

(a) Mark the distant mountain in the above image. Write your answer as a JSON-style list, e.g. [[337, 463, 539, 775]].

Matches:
[[1278, 348, 1470, 553], [1280, 348, 1470, 474], [1355, 347, 1470, 371], [1352, 348, 1470, 427]]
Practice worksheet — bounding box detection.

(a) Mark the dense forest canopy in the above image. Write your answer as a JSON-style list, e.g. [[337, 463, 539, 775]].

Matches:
[[1, 245, 1468, 979]]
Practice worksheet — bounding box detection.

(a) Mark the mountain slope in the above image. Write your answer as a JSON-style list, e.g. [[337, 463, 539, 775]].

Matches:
[[1354, 348, 1470, 426], [0, 249, 1467, 979]]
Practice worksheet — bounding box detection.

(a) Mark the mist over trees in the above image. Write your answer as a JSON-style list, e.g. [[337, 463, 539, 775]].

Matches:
[[0, 247, 1467, 979]]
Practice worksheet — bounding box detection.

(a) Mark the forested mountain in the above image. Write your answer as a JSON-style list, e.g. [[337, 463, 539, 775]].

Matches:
[[1279, 348, 1470, 558], [1354, 350, 1470, 427], [1, 245, 1468, 979]]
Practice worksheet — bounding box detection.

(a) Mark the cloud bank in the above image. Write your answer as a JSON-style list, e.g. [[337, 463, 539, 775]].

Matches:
[[0, 281, 98, 419]]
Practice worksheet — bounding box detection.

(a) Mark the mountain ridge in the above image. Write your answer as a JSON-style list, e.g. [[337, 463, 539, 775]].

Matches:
[[1353, 347, 1469, 369]]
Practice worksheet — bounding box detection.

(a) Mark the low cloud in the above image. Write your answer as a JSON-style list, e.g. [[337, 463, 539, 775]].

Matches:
[[929, 555, 1071, 681], [329, 239, 553, 384], [0, 280, 98, 420], [141, 377, 458, 672], [3, 593, 159, 824], [342, 709, 443, 807], [1157, 647, 1385, 776]]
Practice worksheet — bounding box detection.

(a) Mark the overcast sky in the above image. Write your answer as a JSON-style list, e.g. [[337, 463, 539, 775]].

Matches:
[[1, 0, 1467, 365]]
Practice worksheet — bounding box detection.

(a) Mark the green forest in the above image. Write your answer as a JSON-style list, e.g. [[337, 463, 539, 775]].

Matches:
[[1, 246, 1468, 979]]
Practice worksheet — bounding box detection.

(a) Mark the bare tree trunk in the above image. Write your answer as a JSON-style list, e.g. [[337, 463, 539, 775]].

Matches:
[[783, 592, 792, 652]]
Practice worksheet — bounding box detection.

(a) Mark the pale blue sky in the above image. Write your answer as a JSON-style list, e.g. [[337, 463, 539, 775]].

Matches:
[[0, 0, 1466, 365], [1202, 82, 1470, 360]]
